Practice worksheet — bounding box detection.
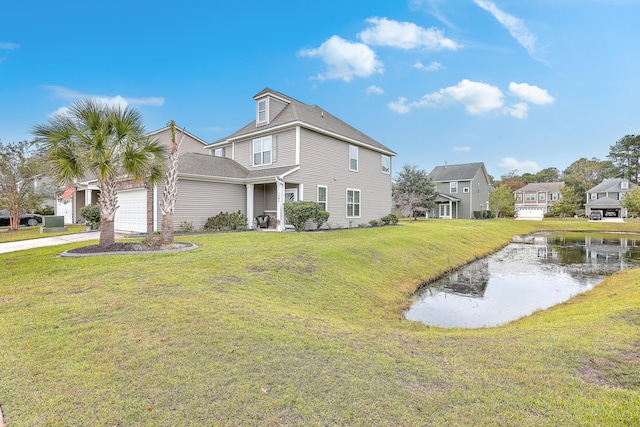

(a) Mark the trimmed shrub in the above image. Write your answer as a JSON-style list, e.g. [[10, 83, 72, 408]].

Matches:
[[284, 201, 326, 232], [380, 213, 398, 225], [204, 211, 247, 231], [79, 204, 100, 227], [369, 219, 379, 227], [312, 210, 330, 229]]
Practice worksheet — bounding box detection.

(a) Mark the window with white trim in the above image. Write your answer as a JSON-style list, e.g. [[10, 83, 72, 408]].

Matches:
[[525, 193, 536, 201], [214, 148, 224, 157], [539, 193, 545, 200], [253, 136, 272, 166], [257, 100, 267, 123], [317, 186, 328, 211], [516, 193, 523, 201], [621, 181, 629, 189], [590, 193, 597, 200], [463, 187, 470, 193], [381, 155, 390, 174], [349, 145, 358, 171], [450, 182, 458, 193], [346, 189, 361, 218]]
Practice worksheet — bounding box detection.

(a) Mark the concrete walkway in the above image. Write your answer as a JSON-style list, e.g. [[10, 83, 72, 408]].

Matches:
[[0, 231, 130, 254]]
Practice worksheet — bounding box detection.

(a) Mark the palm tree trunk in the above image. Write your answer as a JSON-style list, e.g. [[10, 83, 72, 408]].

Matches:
[[159, 121, 181, 245], [98, 175, 118, 247]]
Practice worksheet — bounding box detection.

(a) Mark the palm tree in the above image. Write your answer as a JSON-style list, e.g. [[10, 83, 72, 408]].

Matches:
[[32, 98, 166, 247]]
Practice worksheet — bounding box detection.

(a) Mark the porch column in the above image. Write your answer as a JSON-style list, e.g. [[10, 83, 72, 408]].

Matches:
[[85, 188, 92, 206], [449, 200, 453, 219], [276, 179, 285, 231], [246, 184, 255, 229]]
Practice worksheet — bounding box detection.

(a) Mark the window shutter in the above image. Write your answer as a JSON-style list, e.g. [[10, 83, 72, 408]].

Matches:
[[248, 142, 253, 166], [272, 136, 277, 163]]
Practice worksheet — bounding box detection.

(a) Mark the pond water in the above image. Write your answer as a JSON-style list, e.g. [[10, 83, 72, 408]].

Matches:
[[404, 232, 640, 328]]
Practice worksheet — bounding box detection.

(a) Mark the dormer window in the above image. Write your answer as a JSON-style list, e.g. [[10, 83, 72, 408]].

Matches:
[[257, 99, 267, 124], [621, 181, 629, 189]]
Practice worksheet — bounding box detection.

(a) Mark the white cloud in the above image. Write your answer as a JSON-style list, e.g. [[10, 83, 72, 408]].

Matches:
[[297, 35, 383, 82], [509, 82, 555, 105], [0, 42, 20, 50], [43, 85, 164, 107], [366, 85, 385, 95], [504, 102, 529, 119], [473, 0, 541, 61], [414, 61, 444, 72], [453, 146, 472, 152], [43, 85, 164, 118], [357, 17, 460, 50], [387, 97, 411, 114], [411, 79, 504, 114], [499, 157, 540, 174]]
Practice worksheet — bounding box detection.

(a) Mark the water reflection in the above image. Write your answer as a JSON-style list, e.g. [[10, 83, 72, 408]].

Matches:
[[405, 232, 640, 328]]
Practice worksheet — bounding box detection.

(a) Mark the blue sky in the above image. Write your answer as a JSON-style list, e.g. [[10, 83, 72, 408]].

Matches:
[[2, 0, 639, 179]]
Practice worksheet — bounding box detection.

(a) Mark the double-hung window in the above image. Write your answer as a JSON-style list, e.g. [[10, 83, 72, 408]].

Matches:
[[525, 194, 536, 202], [381, 155, 390, 174], [450, 182, 458, 193], [317, 186, 328, 211], [349, 145, 358, 171], [253, 136, 272, 166], [257, 100, 267, 123], [346, 189, 361, 218]]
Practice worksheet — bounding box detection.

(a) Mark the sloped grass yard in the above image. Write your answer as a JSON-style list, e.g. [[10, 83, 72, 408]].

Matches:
[[1, 219, 639, 426]]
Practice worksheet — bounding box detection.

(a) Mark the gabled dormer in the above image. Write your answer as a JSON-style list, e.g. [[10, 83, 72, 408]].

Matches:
[[254, 88, 290, 127]]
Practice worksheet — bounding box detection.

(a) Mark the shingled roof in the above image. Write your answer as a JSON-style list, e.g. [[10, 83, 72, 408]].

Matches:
[[208, 88, 395, 155], [514, 182, 564, 193], [177, 152, 298, 181], [429, 162, 486, 182]]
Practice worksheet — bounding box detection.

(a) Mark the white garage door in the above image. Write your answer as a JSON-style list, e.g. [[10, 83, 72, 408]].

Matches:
[[115, 189, 148, 232], [516, 208, 544, 220]]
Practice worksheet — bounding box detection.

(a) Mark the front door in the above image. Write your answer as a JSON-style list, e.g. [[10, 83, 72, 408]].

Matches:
[[439, 203, 451, 218]]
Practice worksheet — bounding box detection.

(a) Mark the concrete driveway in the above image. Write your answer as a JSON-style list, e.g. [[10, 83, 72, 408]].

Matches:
[[0, 231, 130, 254]]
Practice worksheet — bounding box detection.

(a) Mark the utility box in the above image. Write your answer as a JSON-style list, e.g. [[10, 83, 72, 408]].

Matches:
[[41, 216, 67, 233], [44, 216, 65, 228]]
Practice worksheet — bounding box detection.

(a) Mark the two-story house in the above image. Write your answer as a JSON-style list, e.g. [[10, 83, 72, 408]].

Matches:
[[55, 89, 396, 232], [513, 182, 564, 220], [201, 88, 396, 230], [428, 162, 491, 219], [585, 178, 636, 218]]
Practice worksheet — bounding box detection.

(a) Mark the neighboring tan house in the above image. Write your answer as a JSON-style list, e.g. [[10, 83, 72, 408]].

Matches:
[[585, 178, 636, 218], [428, 162, 491, 219], [513, 182, 564, 220], [201, 88, 396, 230], [55, 125, 209, 230], [57, 88, 396, 232]]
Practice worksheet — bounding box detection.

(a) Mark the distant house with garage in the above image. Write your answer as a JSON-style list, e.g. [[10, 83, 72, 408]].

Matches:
[[428, 162, 491, 219], [55, 88, 396, 232], [585, 178, 636, 218], [513, 182, 564, 220]]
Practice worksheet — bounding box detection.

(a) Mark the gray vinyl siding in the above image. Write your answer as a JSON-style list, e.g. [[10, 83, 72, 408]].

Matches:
[[156, 179, 246, 230], [287, 128, 393, 227], [232, 128, 297, 169], [433, 169, 491, 219], [153, 129, 208, 155], [253, 183, 277, 214], [269, 98, 288, 122]]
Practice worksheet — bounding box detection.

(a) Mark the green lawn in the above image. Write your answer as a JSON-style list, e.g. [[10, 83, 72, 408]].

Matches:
[[1, 219, 639, 426], [0, 224, 86, 243]]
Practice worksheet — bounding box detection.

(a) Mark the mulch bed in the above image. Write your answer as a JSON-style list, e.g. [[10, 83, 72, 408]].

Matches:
[[64, 241, 196, 256]]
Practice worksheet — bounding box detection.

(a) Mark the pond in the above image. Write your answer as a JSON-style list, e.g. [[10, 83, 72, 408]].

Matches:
[[404, 232, 640, 328]]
